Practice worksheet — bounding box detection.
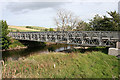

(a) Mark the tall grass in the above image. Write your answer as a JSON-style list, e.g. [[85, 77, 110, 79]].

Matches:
[[2, 51, 119, 78]]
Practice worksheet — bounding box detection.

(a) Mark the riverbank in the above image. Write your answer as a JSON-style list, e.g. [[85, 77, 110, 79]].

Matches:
[[2, 37, 62, 51], [2, 46, 28, 52], [2, 48, 119, 78], [1, 38, 27, 51]]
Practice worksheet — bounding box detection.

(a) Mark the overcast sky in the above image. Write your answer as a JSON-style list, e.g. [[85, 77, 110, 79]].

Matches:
[[0, 0, 120, 28]]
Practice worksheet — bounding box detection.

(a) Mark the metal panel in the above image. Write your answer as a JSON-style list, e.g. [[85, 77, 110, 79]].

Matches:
[[8, 31, 120, 47]]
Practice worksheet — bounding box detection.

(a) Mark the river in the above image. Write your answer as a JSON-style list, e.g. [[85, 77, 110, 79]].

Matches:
[[2, 44, 74, 61]]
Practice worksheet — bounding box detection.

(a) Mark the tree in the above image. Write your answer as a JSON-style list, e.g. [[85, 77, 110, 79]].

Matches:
[[49, 28, 54, 31], [89, 11, 120, 31], [54, 9, 80, 31], [75, 21, 92, 31], [89, 14, 104, 31], [16, 29, 20, 32], [0, 20, 10, 50], [107, 11, 120, 31], [44, 28, 49, 31]]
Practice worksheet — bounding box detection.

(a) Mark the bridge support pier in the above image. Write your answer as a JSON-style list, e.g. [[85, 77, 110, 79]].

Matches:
[[108, 42, 120, 56]]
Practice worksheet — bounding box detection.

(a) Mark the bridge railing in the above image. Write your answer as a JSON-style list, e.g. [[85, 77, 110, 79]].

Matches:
[[8, 31, 120, 47]]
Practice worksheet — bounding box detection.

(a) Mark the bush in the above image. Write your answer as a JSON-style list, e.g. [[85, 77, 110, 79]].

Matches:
[[26, 26, 33, 29], [49, 28, 54, 31], [0, 20, 10, 50]]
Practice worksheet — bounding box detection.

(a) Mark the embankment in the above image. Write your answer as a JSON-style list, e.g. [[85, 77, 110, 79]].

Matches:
[[2, 51, 119, 78]]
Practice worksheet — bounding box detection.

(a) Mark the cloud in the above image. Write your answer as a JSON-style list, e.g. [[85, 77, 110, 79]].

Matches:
[[6, 2, 65, 13], [1, 0, 120, 2], [2, 1, 118, 28], [4, 0, 120, 14]]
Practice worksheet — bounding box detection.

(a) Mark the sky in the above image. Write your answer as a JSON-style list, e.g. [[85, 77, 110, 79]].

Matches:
[[0, 0, 120, 28]]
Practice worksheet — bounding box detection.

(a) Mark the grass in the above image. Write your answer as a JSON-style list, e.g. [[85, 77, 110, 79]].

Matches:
[[8, 25, 47, 32], [2, 49, 119, 78], [71, 47, 109, 54], [8, 38, 25, 49]]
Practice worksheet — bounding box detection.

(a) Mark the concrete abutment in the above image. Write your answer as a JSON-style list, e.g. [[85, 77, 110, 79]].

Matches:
[[108, 42, 120, 56]]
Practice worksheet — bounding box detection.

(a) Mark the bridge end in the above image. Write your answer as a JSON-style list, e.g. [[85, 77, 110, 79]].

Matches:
[[108, 42, 120, 56]]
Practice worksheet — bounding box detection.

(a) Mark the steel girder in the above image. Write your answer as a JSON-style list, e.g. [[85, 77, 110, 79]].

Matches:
[[8, 31, 120, 47]]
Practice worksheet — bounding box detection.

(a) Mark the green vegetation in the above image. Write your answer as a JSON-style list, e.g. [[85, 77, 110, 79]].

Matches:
[[75, 21, 92, 31], [0, 20, 27, 50], [25, 26, 46, 30], [89, 11, 120, 31], [44, 28, 55, 31], [2, 47, 119, 78], [1, 20, 10, 50], [49, 28, 55, 31], [25, 26, 55, 31], [8, 38, 25, 49]]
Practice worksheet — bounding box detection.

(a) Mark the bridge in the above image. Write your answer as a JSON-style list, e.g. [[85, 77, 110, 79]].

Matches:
[[8, 31, 120, 47]]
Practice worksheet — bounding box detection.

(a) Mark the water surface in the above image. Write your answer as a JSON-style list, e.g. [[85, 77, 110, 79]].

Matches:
[[2, 44, 74, 61]]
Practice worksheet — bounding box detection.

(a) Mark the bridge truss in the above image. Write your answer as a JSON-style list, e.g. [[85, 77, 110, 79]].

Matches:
[[8, 31, 120, 47]]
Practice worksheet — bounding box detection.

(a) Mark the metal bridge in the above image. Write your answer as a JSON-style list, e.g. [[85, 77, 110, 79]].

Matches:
[[8, 31, 120, 47]]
